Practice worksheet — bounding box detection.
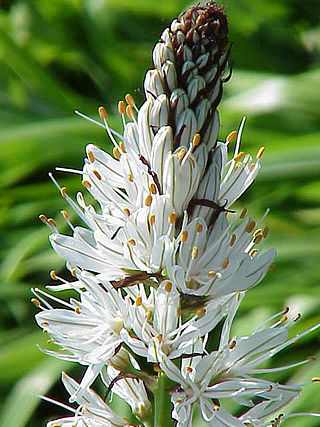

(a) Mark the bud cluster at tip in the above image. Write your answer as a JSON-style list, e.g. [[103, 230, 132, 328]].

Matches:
[[147, 1, 230, 154]]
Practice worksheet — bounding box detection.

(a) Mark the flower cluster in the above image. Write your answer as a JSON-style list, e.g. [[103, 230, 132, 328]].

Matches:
[[34, 2, 319, 426]]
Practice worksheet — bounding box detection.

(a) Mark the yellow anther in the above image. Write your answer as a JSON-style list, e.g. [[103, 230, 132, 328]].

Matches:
[[196, 307, 206, 318], [118, 100, 126, 115], [246, 220, 256, 233], [234, 162, 241, 170], [192, 246, 199, 259], [186, 366, 193, 373], [93, 169, 101, 180], [222, 256, 229, 269], [253, 228, 262, 238], [263, 226, 270, 238], [294, 313, 301, 322], [39, 214, 47, 222], [230, 233, 236, 246], [126, 104, 135, 120], [280, 315, 288, 324], [156, 333, 163, 343], [196, 223, 203, 233], [125, 93, 136, 106], [253, 234, 262, 244], [119, 141, 126, 153], [257, 146, 265, 159], [240, 207, 247, 219], [71, 268, 77, 278], [165, 281, 173, 292], [226, 130, 237, 144], [61, 210, 68, 219], [149, 213, 156, 226], [98, 106, 108, 121], [312, 377, 320, 383], [113, 147, 121, 160], [124, 208, 130, 218], [136, 295, 142, 306], [128, 173, 133, 182], [269, 263, 275, 271], [61, 187, 67, 198], [177, 307, 181, 317], [149, 183, 157, 194], [146, 309, 153, 321], [251, 162, 256, 170], [31, 298, 41, 308], [234, 151, 245, 162], [75, 306, 81, 314], [47, 339, 54, 344], [128, 238, 136, 246], [52, 423, 62, 427], [229, 340, 236, 349], [154, 364, 161, 373], [168, 211, 176, 224], [208, 270, 216, 278], [47, 218, 57, 227], [87, 149, 95, 163], [176, 148, 186, 161], [176, 397, 183, 404], [192, 133, 201, 147], [249, 248, 258, 257], [82, 180, 91, 188], [145, 194, 152, 207], [282, 306, 290, 315], [181, 231, 188, 243], [50, 270, 57, 280]]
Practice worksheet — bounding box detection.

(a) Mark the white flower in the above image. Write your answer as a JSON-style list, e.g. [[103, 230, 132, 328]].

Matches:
[[45, 372, 128, 427], [160, 302, 320, 427], [35, 272, 129, 402]]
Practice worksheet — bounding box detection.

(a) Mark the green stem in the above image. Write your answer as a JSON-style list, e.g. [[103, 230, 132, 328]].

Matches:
[[154, 372, 174, 427]]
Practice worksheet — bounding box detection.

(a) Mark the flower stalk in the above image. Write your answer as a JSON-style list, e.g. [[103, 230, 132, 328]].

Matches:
[[33, 2, 320, 426]]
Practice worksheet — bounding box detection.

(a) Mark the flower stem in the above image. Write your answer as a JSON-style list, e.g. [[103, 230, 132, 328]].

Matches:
[[154, 372, 174, 427]]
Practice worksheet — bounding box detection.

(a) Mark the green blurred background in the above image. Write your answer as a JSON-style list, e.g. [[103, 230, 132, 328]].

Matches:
[[0, 0, 319, 426]]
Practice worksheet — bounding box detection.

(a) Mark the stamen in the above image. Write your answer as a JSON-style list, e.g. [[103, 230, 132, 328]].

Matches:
[[119, 141, 126, 153], [50, 270, 57, 280], [82, 180, 91, 188], [192, 246, 199, 259], [118, 101, 126, 115], [123, 208, 130, 218], [136, 295, 142, 306], [222, 256, 229, 269], [156, 333, 163, 343], [192, 133, 201, 147], [75, 306, 81, 314], [113, 147, 121, 160], [165, 281, 173, 292], [71, 268, 77, 278], [208, 270, 216, 278], [229, 340, 236, 349], [263, 226, 270, 238], [126, 104, 135, 120], [149, 214, 156, 226], [196, 223, 203, 233], [176, 148, 187, 161], [246, 220, 256, 233], [31, 298, 41, 308], [249, 248, 258, 257], [149, 183, 157, 194], [240, 207, 247, 219], [168, 211, 176, 224], [61, 210, 75, 231], [251, 162, 256, 170], [181, 231, 188, 242], [229, 233, 236, 246], [128, 239, 136, 246], [145, 194, 152, 206], [226, 130, 237, 144], [93, 169, 102, 180], [87, 149, 95, 163], [253, 234, 262, 244], [98, 106, 108, 121], [233, 151, 245, 162], [128, 173, 133, 182], [125, 93, 136, 107], [186, 366, 193, 373], [257, 146, 265, 159], [253, 228, 262, 237]]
